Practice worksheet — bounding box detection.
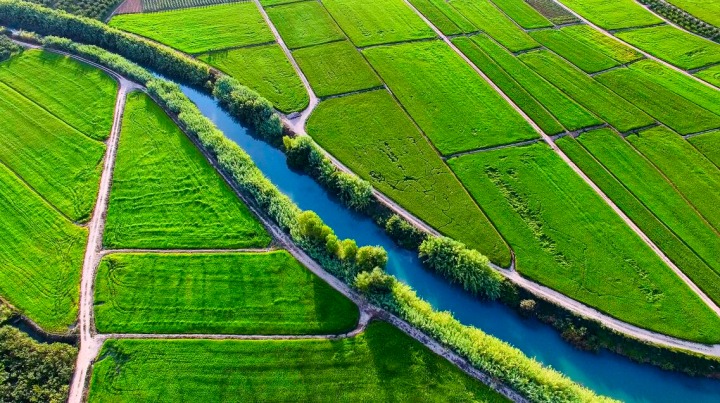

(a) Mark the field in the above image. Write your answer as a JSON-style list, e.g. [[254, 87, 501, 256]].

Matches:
[[689, 131, 720, 167], [87, 322, 508, 402], [306, 90, 511, 266], [0, 162, 85, 333], [103, 92, 271, 249], [198, 45, 308, 113], [407, 0, 475, 35], [141, 0, 244, 13], [94, 251, 359, 334], [293, 41, 382, 98], [627, 126, 720, 234], [529, 29, 620, 73], [616, 25, 720, 70], [696, 64, 720, 87], [321, 0, 436, 47], [448, 142, 720, 343], [519, 50, 654, 133], [0, 50, 117, 140], [448, 0, 538, 52], [363, 40, 538, 155], [556, 0, 662, 29], [560, 25, 643, 65], [666, 0, 720, 26], [266, 1, 344, 49], [491, 0, 552, 29], [109, 3, 274, 54]]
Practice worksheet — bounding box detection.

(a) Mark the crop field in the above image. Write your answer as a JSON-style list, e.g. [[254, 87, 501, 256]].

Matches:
[[407, 0, 475, 35], [363, 40, 538, 155], [616, 25, 720, 70], [519, 50, 654, 133], [109, 3, 274, 54], [666, 0, 720, 26], [627, 126, 720, 234], [266, 1, 344, 50], [696, 64, 720, 87], [87, 322, 508, 402], [490, 0, 552, 29], [141, 0, 245, 13], [321, 0, 436, 47], [556, 0, 662, 29], [448, 142, 720, 343], [293, 41, 382, 98], [94, 251, 359, 334], [104, 92, 271, 249], [525, 0, 579, 25], [198, 45, 308, 113], [0, 50, 117, 141], [529, 29, 619, 73], [448, 0, 539, 52], [307, 90, 511, 265], [0, 162, 85, 333], [559, 25, 643, 65], [689, 131, 720, 167]]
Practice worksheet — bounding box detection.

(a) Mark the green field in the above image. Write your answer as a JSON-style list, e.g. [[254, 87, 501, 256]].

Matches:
[[104, 92, 270, 249], [293, 41, 382, 97], [448, 0, 538, 52], [0, 163, 85, 333], [87, 322, 508, 402], [0, 50, 117, 140], [526, 0, 579, 25], [94, 251, 359, 334], [266, 1, 344, 49], [519, 50, 654, 132], [448, 142, 720, 343], [696, 64, 720, 87], [407, 0, 475, 35], [529, 29, 620, 73], [666, 0, 720, 26], [307, 90, 511, 266], [627, 126, 720, 234], [491, 0, 553, 29], [616, 25, 720, 70], [557, 0, 662, 29], [321, 0, 436, 47], [109, 3, 274, 54], [689, 131, 720, 167], [363, 40, 538, 155], [198, 44, 308, 113], [560, 25, 643, 65]]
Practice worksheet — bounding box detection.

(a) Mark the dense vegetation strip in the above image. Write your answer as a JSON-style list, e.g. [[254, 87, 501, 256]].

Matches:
[[688, 130, 720, 168], [556, 0, 662, 30], [198, 45, 308, 113], [109, 3, 274, 54], [448, 142, 720, 343], [24, 0, 121, 19], [94, 251, 359, 334], [529, 29, 621, 73], [266, 1, 344, 49], [363, 40, 538, 155], [616, 25, 720, 70], [696, 64, 720, 87], [104, 91, 270, 249], [407, 0, 476, 35], [641, 0, 720, 41], [306, 90, 511, 265], [490, 0, 553, 29]]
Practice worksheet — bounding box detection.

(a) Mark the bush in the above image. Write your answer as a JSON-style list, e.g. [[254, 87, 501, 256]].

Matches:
[[213, 75, 283, 142], [384, 214, 427, 249], [0, 33, 20, 61], [355, 268, 394, 294]]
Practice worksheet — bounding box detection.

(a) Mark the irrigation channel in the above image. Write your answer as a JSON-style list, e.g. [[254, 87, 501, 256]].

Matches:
[[178, 84, 720, 402]]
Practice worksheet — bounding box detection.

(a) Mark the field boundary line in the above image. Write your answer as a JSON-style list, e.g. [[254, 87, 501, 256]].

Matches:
[[100, 247, 278, 256], [444, 138, 542, 160], [318, 85, 386, 101], [192, 40, 277, 56]]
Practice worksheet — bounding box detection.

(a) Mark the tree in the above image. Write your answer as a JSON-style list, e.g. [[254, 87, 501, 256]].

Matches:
[[355, 245, 388, 273], [355, 267, 394, 294]]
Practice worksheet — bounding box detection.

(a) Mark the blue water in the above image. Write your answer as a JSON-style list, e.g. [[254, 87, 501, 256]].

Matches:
[[181, 84, 720, 402]]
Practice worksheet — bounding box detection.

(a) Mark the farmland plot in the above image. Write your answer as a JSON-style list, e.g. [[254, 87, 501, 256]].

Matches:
[[556, 0, 662, 30], [490, 0, 553, 29], [307, 90, 511, 265], [525, 0, 579, 25], [696, 64, 720, 87], [407, 0, 475, 35], [449, 142, 720, 343], [689, 131, 720, 167], [104, 92, 270, 249], [448, 0, 538, 52], [141, 0, 244, 13], [529, 28, 620, 73], [560, 25, 643, 65], [616, 25, 720, 70], [94, 251, 359, 334], [666, 0, 720, 26], [266, 1, 344, 49]]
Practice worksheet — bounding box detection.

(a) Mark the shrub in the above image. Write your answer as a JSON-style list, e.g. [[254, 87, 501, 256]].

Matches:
[[213, 76, 283, 142], [0, 34, 20, 61], [384, 214, 427, 249], [355, 268, 394, 294], [354, 246, 388, 274]]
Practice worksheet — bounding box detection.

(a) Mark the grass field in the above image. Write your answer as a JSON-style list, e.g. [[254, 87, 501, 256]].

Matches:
[[666, 0, 720, 26], [0, 50, 117, 141], [198, 45, 308, 113], [491, 0, 553, 29], [0, 163, 85, 333], [596, 65, 720, 134], [448, 0, 539, 52], [616, 25, 720, 70], [627, 126, 720, 234], [293, 41, 381, 98], [87, 322, 508, 402], [363, 40, 538, 155], [407, 0, 475, 35], [321, 0, 436, 47], [529, 29, 620, 73], [557, 0, 662, 29], [519, 50, 654, 132], [266, 1, 344, 49], [109, 3, 274, 54], [689, 131, 720, 168], [307, 90, 511, 266], [560, 25, 643, 65], [696, 64, 720, 87], [526, 0, 579, 25], [94, 251, 359, 334], [104, 92, 270, 249], [448, 142, 720, 343]]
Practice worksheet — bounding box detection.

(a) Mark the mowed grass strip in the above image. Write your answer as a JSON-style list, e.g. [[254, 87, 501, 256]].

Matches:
[[307, 90, 511, 266], [321, 0, 436, 47], [407, 0, 475, 35], [266, 1, 344, 49], [529, 28, 620, 73], [519, 50, 654, 132], [556, 0, 662, 29], [616, 25, 720, 70], [104, 92, 270, 249], [363, 40, 538, 155], [87, 322, 508, 402], [109, 3, 274, 54], [94, 251, 359, 334], [448, 142, 720, 343], [0, 163, 85, 333], [448, 0, 538, 52], [198, 44, 308, 113], [491, 0, 553, 29], [0, 83, 104, 223], [557, 135, 720, 305], [628, 126, 720, 234], [689, 131, 720, 168], [561, 25, 643, 65], [0, 50, 117, 141], [696, 64, 720, 88], [294, 41, 381, 97]]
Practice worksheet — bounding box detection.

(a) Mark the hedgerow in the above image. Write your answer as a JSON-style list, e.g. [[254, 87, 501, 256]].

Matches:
[[24, 0, 122, 20]]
